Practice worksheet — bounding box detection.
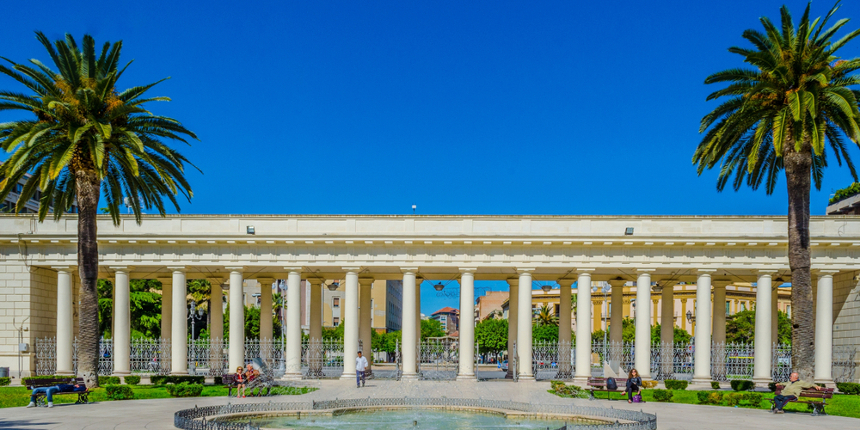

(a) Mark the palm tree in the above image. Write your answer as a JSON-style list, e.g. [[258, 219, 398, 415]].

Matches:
[[0, 33, 198, 387], [534, 305, 559, 327], [693, 2, 860, 381]]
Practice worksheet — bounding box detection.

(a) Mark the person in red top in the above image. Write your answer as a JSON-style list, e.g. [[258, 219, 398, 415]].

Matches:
[[234, 366, 245, 398]]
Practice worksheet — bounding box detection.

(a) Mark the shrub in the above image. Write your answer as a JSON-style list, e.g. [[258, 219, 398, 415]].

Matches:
[[836, 382, 860, 395], [710, 381, 720, 390], [213, 376, 224, 385], [151, 375, 205, 385], [722, 392, 761, 407], [830, 182, 860, 204], [696, 391, 710, 404], [746, 392, 763, 406], [165, 383, 204, 397], [730, 380, 754, 391], [105, 385, 134, 400], [664, 380, 688, 390], [652, 389, 673, 402], [707, 392, 723, 405], [641, 380, 658, 389], [123, 375, 141, 385], [98, 376, 120, 385], [0, 377, 10, 386]]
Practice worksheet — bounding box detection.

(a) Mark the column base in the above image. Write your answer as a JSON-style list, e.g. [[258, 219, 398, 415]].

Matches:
[[572, 375, 590, 386], [752, 376, 771, 388], [517, 374, 535, 381], [401, 373, 419, 381], [170, 371, 189, 376], [455, 374, 476, 381], [691, 376, 712, 387], [56, 370, 75, 376], [111, 371, 131, 377], [340, 372, 357, 381], [279, 372, 302, 381], [816, 378, 836, 389]]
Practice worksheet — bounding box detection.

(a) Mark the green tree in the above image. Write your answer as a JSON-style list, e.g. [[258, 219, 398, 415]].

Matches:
[[726, 309, 792, 344], [0, 33, 198, 387], [322, 324, 345, 341], [475, 318, 508, 354], [380, 330, 402, 354], [533, 305, 558, 326], [223, 304, 282, 340], [96, 278, 163, 339], [532, 324, 559, 343], [420, 319, 445, 339], [693, 2, 860, 381]]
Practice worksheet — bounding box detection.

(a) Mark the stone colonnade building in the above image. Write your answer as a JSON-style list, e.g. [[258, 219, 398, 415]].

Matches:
[[0, 214, 858, 385]]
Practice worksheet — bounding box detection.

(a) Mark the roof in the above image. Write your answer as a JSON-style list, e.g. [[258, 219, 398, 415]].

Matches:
[[432, 306, 458, 315]]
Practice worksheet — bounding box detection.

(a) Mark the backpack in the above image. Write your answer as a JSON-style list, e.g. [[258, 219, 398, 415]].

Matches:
[[606, 377, 618, 390], [632, 393, 643, 403]]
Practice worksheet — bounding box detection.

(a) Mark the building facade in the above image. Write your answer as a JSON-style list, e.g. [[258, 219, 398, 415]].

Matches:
[[476, 290, 508, 321], [431, 307, 459, 335], [0, 214, 857, 386]]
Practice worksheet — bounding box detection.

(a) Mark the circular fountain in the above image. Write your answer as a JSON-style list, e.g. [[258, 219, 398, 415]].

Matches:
[[174, 398, 657, 430]]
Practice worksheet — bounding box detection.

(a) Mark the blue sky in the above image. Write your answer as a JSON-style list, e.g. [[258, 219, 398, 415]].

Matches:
[[2, 1, 859, 312]]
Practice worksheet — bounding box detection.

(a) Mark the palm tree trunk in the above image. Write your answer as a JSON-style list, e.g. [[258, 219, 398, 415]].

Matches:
[[76, 169, 101, 388], [784, 148, 814, 382]]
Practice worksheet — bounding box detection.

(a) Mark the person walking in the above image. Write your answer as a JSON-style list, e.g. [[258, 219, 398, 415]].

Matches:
[[772, 372, 823, 413], [356, 351, 368, 388]]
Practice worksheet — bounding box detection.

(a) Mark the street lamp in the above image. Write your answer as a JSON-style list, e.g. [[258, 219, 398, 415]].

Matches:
[[686, 310, 695, 323], [188, 300, 204, 340], [434, 282, 445, 292], [327, 281, 340, 291], [541, 283, 552, 293]]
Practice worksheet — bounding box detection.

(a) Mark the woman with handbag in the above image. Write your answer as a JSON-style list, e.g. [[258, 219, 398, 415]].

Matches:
[[626, 368, 643, 403]]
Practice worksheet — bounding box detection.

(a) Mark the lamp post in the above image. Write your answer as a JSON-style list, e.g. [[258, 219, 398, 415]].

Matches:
[[188, 300, 204, 340]]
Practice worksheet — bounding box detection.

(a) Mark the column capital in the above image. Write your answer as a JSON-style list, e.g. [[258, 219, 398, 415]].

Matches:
[[51, 266, 73, 271], [459, 267, 478, 274], [108, 266, 130, 272], [167, 266, 186, 272], [225, 266, 245, 272], [636, 269, 656, 274], [257, 277, 275, 285], [306, 277, 325, 286], [506, 278, 519, 287], [814, 269, 840, 276], [557, 278, 575, 287], [757, 269, 778, 275], [516, 267, 536, 274], [400, 267, 419, 274], [284, 266, 303, 272], [607, 279, 627, 287], [576, 268, 596, 274], [358, 277, 374, 286], [696, 269, 717, 274]]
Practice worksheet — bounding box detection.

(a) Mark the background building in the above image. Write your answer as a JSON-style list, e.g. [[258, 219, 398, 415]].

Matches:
[[476, 290, 507, 320], [431, 307, 459, 335]]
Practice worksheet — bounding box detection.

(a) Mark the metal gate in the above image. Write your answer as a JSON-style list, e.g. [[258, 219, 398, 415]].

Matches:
[[533, 340, 562, 380], [302, 338, 344, 379], [418, 338, 458, 380]]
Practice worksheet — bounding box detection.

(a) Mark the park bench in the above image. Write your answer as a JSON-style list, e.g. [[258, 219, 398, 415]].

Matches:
[[587, 377, 627, 400], [25, 377, 90, 407], [221, 374, 243, 397], [770, 384, 835, 416]]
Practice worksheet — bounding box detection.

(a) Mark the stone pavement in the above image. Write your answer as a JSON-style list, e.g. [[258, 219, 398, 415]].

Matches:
[[0, 379, 855, 429]]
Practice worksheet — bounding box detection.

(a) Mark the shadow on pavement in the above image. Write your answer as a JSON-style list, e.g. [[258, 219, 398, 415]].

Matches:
[[0, 418, 55, 430]]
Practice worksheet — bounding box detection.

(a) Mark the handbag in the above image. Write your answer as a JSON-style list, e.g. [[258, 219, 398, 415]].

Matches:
[[632, 393, 643, 403]]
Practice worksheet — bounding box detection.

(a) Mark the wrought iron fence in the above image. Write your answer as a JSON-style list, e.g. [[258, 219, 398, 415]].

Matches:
[[174, 398, 658, 430], [594, 341, 634, 377], [131, 338, 170, 375], [513, 341, 518, 382], [533, 340, 562, 380], [418, 338, 458, 380], [302, 338, 344, 379], [833, 345, 857, 383], [711, 342, 754, 381], [771, 343, 792, 382]]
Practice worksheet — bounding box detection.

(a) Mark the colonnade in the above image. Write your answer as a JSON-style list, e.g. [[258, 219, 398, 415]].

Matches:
[[51, 267, 838, 386]]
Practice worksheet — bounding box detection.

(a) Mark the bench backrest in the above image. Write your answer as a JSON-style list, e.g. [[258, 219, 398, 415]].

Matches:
[[587, 377, 627, 385], [222, 374, 237, 385], [774, 385, 833, 398], [26, 377, 84, 389]]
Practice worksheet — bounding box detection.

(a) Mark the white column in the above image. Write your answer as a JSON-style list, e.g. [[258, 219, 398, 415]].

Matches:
[[457, 269, 477, 380], [209, 279, 224, 341], [608, 279, 625, 375], [283, 270, 302, 380], [634, 271, 653, 379], [573, 271, 593, 384], [340, 269, 360, 379], [170, 269, 187, 375], [259, 278, 273, 341], [55, 268, 74, 375], [517, 269, 534, 380], [815, 272, 836, 386], [228, 269, 245, 371], [659, 281, 677, 380], [505, 278, 518, 379], [359, 277, 373, 374], [112, 268, 131, 375], [693, 272, 713, 384], [401, 269, 418, 380], [415, 278, 422, 345], [309, 279, 323, 341], [712, 283, 727, 345], [557, 279, 574, 378], [753, 272, 774, 386], [771, 284, 779, 346], [161, 279, 172, 343]]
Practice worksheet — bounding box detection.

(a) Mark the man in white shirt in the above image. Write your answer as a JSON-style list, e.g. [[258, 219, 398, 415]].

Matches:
[[355, 351, 369, 388]]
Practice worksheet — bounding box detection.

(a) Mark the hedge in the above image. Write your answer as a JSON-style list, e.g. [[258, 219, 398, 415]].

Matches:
[[105, 385, 134, 400], [123, 375, 141, 385], [710, 381, 720, 390], [652, 389, 673, 402], [0, 377, 10, 386], [730, 380, 755, 391], [837, 382, 860, 395], [664, 380, 688, 390], [151, 375, 205, 385], [166, 383, 204, 397], [696, 391, 762, 406], [98, 376, 120, 385]]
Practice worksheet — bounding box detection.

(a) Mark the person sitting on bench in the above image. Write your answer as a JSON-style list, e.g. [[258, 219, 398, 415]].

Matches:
[[773, 372, 822, 414], [26, 383, 86, 408], [626, 368, 642, 403]]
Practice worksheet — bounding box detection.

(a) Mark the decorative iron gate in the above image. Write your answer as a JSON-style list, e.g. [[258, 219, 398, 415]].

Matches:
[[419, 338, 458, 380], [131, 338, 170, 375], [771, 343, 792, 382], [711, 342, 754, 381], [533, 340, 561, 380], [302, 338, 344, 379], [592, 341, 633, 377]]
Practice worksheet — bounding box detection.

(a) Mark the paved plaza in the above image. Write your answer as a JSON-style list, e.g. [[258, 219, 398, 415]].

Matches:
[[0, 379, 856, 429]]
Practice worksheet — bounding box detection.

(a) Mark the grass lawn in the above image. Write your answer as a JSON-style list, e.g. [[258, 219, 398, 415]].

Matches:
[[550, 388, 860, 419], [0, 385, 316, 409]]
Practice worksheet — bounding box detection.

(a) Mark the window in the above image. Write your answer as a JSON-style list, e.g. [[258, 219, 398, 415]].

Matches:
[[786, 305, 791, 318], [740, 302, 747, 312], [333, 297, 340, 308], [333, 317, 339, 326], [725, 301, 730, 315]]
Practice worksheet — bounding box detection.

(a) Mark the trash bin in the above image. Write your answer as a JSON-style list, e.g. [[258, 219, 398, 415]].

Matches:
[[0, 367, 9, 377]]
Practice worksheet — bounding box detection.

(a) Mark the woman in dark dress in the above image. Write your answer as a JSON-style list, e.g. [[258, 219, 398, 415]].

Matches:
[[626, 368, 642, 403]]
